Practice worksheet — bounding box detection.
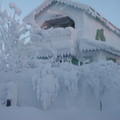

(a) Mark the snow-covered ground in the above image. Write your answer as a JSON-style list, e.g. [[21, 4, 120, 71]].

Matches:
[[0, 104, 120, 120]]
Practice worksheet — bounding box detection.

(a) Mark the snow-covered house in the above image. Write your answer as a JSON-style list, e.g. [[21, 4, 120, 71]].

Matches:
[[24, 0, 120, 64]]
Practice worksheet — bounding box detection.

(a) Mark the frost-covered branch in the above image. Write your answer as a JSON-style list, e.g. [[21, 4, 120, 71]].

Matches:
[[0, 3, 29, 72]]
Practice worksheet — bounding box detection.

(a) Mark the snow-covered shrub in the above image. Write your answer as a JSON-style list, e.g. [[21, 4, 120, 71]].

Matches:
[[30, 61, 120, 110], [32, 62, 60, 109], [59, 63, 79, 98], [78, 61, 120, 110]]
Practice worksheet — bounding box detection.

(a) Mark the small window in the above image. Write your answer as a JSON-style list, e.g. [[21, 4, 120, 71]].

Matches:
[[95, 29, 106, 41]]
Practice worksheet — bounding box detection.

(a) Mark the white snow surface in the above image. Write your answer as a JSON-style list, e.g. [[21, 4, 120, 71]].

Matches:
[[0, 104, 120, 120]]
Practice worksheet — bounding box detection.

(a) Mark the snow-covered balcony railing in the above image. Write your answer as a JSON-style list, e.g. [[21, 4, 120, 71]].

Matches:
[[37, 27, 78, 58]]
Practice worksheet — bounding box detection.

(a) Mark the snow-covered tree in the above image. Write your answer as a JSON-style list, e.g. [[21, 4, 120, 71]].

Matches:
[[0, 3, 28, 72]]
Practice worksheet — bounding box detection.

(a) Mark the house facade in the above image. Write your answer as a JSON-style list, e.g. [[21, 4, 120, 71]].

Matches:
[[24, 0, 120, 64]]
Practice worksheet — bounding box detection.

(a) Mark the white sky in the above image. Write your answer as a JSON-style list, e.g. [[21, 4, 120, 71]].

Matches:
[[2, 0, 120, 28]]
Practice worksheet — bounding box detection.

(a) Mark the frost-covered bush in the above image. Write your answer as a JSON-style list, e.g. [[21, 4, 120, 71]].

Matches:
[[78, 61, 120, 109], [30, 61, 120, 110], [58, 63, 79, 98], [32, 62, 60, 109], [0, 3, 29, 107]]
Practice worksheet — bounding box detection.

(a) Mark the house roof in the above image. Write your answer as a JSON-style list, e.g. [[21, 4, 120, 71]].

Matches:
[[79, 39, 120, 57], [23, 0, 120, 36]]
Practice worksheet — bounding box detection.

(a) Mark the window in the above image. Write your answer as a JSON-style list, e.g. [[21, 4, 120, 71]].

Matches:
[[95, 29, 106, 41], [41, 16, 75, 29]]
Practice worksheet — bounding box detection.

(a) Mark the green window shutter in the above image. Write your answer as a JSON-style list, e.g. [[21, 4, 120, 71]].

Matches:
[[95, 29, 106, 41]]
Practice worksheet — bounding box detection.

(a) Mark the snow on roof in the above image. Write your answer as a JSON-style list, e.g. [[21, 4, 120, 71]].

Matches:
[[79, 39, 120, 56], [23, 0, 120, 36]]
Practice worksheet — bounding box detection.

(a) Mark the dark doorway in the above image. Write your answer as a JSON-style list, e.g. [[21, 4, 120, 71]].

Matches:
[[41, 16, 75, 29]]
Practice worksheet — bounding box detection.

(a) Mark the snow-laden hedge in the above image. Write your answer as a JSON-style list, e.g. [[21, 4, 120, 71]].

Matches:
[[27, 61, 120, 110]]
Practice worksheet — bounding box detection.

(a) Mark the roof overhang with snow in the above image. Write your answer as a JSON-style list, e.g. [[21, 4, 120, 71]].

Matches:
[[79, 39, 120, 57]]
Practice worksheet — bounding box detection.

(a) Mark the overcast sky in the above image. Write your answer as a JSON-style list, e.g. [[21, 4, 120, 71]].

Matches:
[[2, 0, 120, 28]]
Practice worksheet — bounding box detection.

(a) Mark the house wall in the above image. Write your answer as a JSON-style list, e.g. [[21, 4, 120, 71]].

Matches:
[[83, 13, 120, 50]]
